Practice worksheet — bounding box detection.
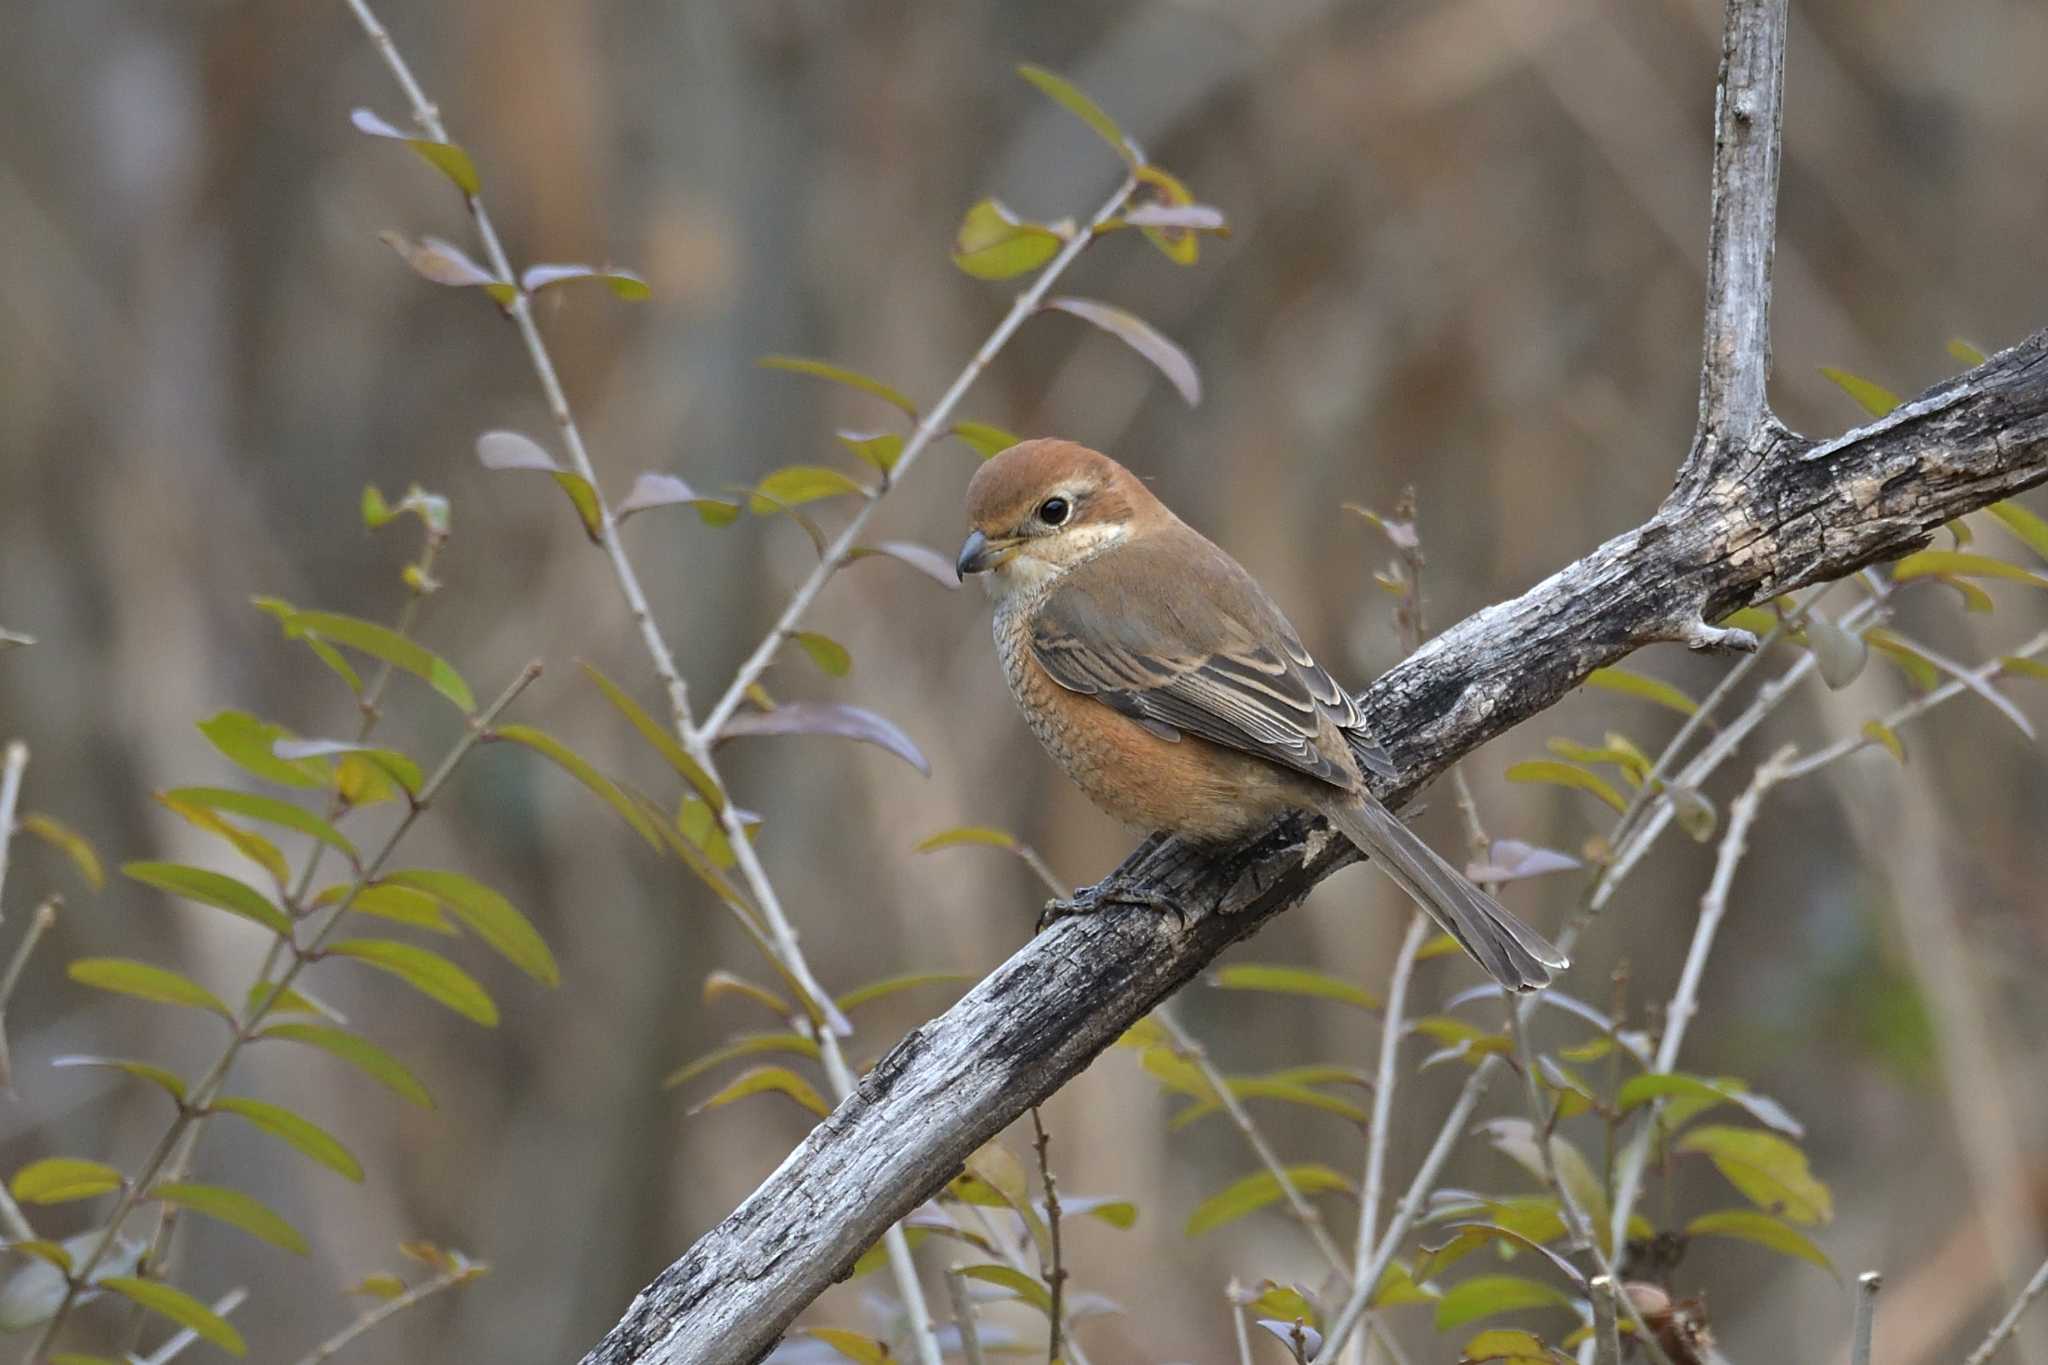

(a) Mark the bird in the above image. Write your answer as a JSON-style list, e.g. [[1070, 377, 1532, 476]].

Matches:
[[956, 438, 1566, 992]]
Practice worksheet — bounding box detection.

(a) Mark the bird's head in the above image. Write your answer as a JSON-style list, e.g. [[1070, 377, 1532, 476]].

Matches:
[[957, 439, 1161, 598]]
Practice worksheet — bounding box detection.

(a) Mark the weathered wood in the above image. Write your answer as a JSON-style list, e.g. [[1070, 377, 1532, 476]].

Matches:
[[579, 328, 2048, 1365]]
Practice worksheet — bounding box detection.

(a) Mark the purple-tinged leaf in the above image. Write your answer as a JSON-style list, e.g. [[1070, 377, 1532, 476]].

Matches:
[[1464, 839, 1580, 884], [378, 231, 499, 288], [615, 472, 742, 527], [475, 430, 560, 472], [520, 262, 650, 300], [1121, 202, 1227, 231], [349, 108, 480, 195], [847, 541, 960, 589], [720, 702, 929, 775], [1042, 297, 1200, 405]]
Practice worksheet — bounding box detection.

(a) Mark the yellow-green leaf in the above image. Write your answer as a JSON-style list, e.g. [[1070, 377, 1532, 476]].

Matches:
[[1129, 164, 1206, 265], [1949, 338, 1989, 367], [661, 1033, 822, 1089], [197, 711, 331, 790], [151, 1181, 307, 1253], [688, 1064, 830, 1119], [748, 465, 869, 514], [835, 431, 906, 474], [159, 788, 355, 858], [580, 662, 725, 810], [1460, 1328, 1562, 1363], [49, 1055, 186, 1103], [835, 972, 970, 1013], [2002, 655, 2048, 682], [950, 421, 1020, 458], [256, 1023, 433, 1109], [494, 724, 663, 851], [703, 970, 791, 1019], [353, 1272, 406, 1300], [317, 882, 454, 933], [799, 1328, 894, 1363], [913, 825, 1017, 853], [100, 1277, 245, 1357], [1862, 719, 1905, 763], [122, 862, 292, 937], [1208, 963, 1379, 1010], [1585, 666, 1698, 716], [957, 1262, 1054, 1314], [1987, 502, 2048, 564], [1685, 1208, 1835, 1273], [1185, 1164, 1353, 1237], [1677, 1125, 1832, 1225], [1864, 628, 1940, 691], [1818, 366, 1901, 417], [69, 958, 232, 1021], [1891, 549, 2048, 589], [152, 797, 291, 890], [211, 1097, 363, 1182], [11, 1159, 122, 1205], [325, 940, 499, 1026], [19, 814, 103, 889], [552, 471, 605, 543], [1433, 1275, 1573, 1332], [791, 631, 851, 677], [383, 869, 558, 986], [758, 356, 918, 417], [257, 603, 474, 711], [1718, 605, 1780, 636], [951, 198, 1064, 280], [1016, 64, 1137, 166], [1504, 761, 1626, 814]]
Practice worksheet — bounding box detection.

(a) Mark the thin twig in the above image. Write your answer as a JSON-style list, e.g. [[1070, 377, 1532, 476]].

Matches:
[[29, 662, 542, 1357], [1850, 1271, 1882, 1365], [1590, 1275, 1623, 1365], [1029, 1108, 1066, 1364], [1354, 915, 1428, 1284], [1967, 1257, 2048, 1365], [0, 893, 57, 1110], [288, 1264, 479, 1365], [0, 740, 27, 926], [1232, 1299, 1255, 1365], [955, 1201, 1096, 1365], [946, 1266, 986, 1365]]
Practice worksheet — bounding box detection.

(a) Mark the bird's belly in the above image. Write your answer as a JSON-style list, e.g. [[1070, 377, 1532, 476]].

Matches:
[[994, 609, 1300, 841]]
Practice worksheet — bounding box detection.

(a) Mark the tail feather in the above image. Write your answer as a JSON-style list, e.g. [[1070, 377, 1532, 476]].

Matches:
[[1318, 793, 1568, 992]]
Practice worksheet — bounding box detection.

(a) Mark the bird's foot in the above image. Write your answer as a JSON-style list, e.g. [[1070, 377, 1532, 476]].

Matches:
[[1038, 880, 1186, 932]]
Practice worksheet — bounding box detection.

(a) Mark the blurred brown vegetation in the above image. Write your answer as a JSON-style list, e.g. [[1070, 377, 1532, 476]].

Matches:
[[3, 1, 2048, 1361]]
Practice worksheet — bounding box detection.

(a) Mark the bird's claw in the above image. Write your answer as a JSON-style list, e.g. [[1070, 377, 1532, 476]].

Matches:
[[1038, 880, 1187, 932]]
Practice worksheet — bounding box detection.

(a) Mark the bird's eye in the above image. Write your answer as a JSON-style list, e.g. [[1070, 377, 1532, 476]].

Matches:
[[1038, 496, 1070, 527]]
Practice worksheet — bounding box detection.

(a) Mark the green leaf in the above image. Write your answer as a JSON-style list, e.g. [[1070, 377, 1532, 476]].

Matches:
[[494, 723, 663, 852], [121, 862, 293, 936], [661, 1032, 822, 1089], [18, 813, 104, 889], [1043, 296, 1201, 406], [1584, 666, 1698, 716], [152, 796, 291, 890], [614, 472, 741, 527], [69, 958, 232, 1021], [1718, 605, 1780, 636], [758, 356, 918, 417], [748, 465, 870, 514], [1127, 164, 1213, 265], [518, 262, 650, 300], [1064, 1196, 1139, 1229], [256, 1024, 433, 1109], [2002, 655, 2048, 682], [210, 1097, 362, 1182], [246, 981, 341, 1022], [159, 788, 356, 858], [151, 1181, 307, 1253], [256, 603, 473, 711], [1208, 963, 1380, 1010], [579, 662, 725, 810], [1168, 1075, 1370, 1130], [1862, 719, 1906, 763], [270, 740, 423, 799], [1686, 1208, 1835, 1273], [1949, 338, 1989, 367], [1504, 760, 1626, 814], [791, 631, 852, 677], [1864, 628, 1940, 691], [1185, 1164, 1354, 1237], [950, 421, 1020, 458], [687, 1064, 830, 1119], [798, 1328, 895, 1363], [956, 1262, 1054, 1314], [1989, 502, 2048, 564], [325, 940, 499, 1026], [1432, 1274, 1573, 1332], [552, 472, 605, 542], [317, 882, 454, 933], [49, 1055, 186, 1103], [1460, 1328, 1564, 1362], [383, 869, 558, 986], [912, 825, 1018, 853], [1677, 1125, 1832, 1224], [100, 1277, 246, 1356], [835, 972, 970, 1013], [1892, 548, 2048, 589], [1818, 366, 1901, 417], [703, 970, 792, 1019], [835, 431, 907, 474], [951, 198, 1064, 280], [11, 1158, 123, 1204], [1615, 1073, 1803, 1136], [1016, 64, 1138, 165], [197, 711, 331, 790]]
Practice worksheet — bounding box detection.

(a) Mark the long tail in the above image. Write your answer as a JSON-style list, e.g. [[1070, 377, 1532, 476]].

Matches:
[[1317, 792, 1568, 992]]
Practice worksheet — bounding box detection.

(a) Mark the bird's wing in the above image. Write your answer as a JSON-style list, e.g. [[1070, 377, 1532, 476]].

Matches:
[[1031, 526, 1384, 788]]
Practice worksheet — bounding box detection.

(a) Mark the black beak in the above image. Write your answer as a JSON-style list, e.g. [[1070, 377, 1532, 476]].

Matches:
[[956, 529, 993, 578]]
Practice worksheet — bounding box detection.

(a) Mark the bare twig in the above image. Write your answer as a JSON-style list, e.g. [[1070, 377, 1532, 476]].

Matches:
[[1591, 1275, 1624, 1365], [1967, 1258, 2048, 1365], [1232, 1298, 1255, 1365], [289, 1263, 480, 1365], [1028, 1108, 1067, 1364], [0, 893, 57, 1106], [946, 1266, 986, 1365], [1353, 915, 1428, 1285], [1850, 1271, 1882, 1365], [0, 741, 27, 926]]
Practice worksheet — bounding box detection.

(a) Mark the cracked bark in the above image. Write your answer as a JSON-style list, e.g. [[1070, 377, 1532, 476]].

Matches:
[[578, 0, 2048, 1356]]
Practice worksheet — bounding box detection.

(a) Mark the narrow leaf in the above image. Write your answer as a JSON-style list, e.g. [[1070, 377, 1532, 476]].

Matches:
[[1208, 963, 1379, 1010], [661, 1032, 822, 1089], [11, 1159, 123, 1205], [520, 263, 649, 299], [18, 814, 103, 889], [100, 1277, 245, 1356], [1862, 719, 1905, 763], [272, 740, 422, 797], [835, 430, 906, 474], [1504, 761, 1626, 813], [1433, 1275, 1573, 1332], [198, 711, 330, 790], [913, 826, 1017, 853], [1685, 1208, 1835, 1273], [790, 631, 852, 677], [1185, 1164, 1354, 1237], [377, 231, 497, 288], [122, 863, 292, 936], [957, 1262, 1054, 1314], [158, 789, 355, 858], [1818, 366, 1901, 417], [495, 724, 663, 851], [579, 661, 725, 809], [1043, 297, 1201, 405], [69, 959, 232, 1021], [1016, 64, 1138, 165], [210, 1097, 363, 1181], [687, 1064, 830, 1118], [834, 972, 969, 1012], [317, 882, 454, 933], [1892, 548, 2048, 589], [950, 421, 1021, 458], [325, 940, 499, 1026], [614, 472, 740, 527], [49, 1056, 187, 1103], [748, 465, 869, 513], [150, 1182, 307, 1254], [847, 540, 961, 589], [1987, 502, 2048, 562], [260, 604, 475, 711], [1465, 840, 1580, 884], [256, 1024, 432, 1109], [758, 356, 918, 417], [383, 869, 558, 986], [1585, 666, 1698, 716], [719, 701, 928, 775]]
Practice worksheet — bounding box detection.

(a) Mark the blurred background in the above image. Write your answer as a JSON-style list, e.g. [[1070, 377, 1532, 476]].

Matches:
[[4, 0, 2048, 1361]]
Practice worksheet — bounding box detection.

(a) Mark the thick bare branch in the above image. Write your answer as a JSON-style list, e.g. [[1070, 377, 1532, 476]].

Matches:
[[578, 329, 2048, 1365]]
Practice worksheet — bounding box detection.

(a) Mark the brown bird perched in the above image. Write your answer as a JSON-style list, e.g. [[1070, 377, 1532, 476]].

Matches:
[[957, 438, 1566, 992]]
